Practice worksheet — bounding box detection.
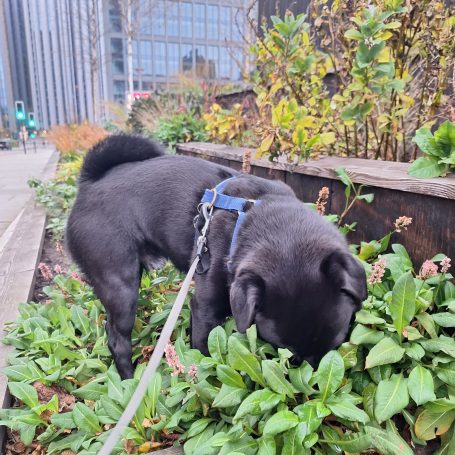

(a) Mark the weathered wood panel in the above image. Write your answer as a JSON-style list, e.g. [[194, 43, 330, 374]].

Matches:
[[177, 143, 455, 200], [176, 143, 455, 266]]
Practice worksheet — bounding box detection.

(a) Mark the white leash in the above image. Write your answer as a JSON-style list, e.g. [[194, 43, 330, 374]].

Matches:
[[99, 202, 213, 454]]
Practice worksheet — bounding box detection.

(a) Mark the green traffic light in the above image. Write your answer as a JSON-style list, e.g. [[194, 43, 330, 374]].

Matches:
[[29, 120, 35, 127], [17, 112, 24, 120]]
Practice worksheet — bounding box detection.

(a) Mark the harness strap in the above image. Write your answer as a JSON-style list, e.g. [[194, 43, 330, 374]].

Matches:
[[199, 176, 261, 264]]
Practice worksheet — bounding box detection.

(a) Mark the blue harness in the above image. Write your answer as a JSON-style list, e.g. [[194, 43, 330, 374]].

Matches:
[[198, 176, 261, 270]]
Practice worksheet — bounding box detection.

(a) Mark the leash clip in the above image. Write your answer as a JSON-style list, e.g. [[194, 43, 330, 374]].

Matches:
[[195, 202, 214, 274]]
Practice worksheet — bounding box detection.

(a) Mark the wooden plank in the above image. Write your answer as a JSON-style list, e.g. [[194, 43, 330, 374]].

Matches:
[[177, 143, 455, 200]]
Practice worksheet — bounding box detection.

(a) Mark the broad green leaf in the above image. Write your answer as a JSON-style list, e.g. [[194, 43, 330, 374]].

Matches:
[[257, 435, 276, 455], [433, 312, 455, 328], [408, 156, 447, 178], [51, 411, 77, 429], [72, 402, 101, 434], [227, 336, 265, 386], [435, 424, 455, 455], [365, 337, 405, 369], [364, 425, 413, 455], [289, 362, 314, 395], [434, 363, 455, 386], [187, 418, 214, 439], [320, 427, 372, 452], [408, 365, 436, 406], [212, 384, 247, 408], [71, 305, 91, 337], [218, 434, 257, 455], [234, 388, 282, 421], [282, 423, 308, 455], [262, 360, 295, 398], [416, 313, 438, 339], [107, 367, 123, 404], [374, 373, 409, 422], [350, 324, 384, 345], [216, 364, 245, 389], [2, 364, 35, 382], [208, 326, 227, 363], [316, 351, 344, 401], [326, 398, 370, 423], [184, 424, 215, 455], [338, 343, 358, 369], [8, 382, 39, 408], [294, 401, 330, 433], [147, 372, 161, 416], [263, 410, 299, 436], [420, 336, 455, 358], [100, 395, 123, 421], [355, 310, 386, 325], [434, 120, 455, 155], [390, 272, 415, 342], [415, 409, 455, 441], [73, 380, 107, 401], [412, 128, 437, 155], [425, 398, 455, 413]]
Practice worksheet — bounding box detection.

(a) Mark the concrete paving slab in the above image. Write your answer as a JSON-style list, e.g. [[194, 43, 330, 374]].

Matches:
[[0, 145, 58, 448]]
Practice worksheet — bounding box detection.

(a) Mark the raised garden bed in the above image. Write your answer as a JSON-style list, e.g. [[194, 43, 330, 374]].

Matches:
[[176, 142, 455, 266]]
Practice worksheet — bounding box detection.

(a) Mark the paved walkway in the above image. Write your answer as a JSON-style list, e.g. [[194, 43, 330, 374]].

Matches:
[[0, 143, 56, 240]]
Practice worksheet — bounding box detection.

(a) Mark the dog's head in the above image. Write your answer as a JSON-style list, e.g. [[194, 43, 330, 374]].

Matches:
[[230, 200, 367, 366]]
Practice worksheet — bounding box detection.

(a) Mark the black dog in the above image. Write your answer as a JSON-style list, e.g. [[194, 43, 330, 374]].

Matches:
[[67, 135, 367, 379]]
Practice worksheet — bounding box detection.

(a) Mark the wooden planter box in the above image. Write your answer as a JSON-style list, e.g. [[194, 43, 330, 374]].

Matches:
[[176, 142, 455, 266]]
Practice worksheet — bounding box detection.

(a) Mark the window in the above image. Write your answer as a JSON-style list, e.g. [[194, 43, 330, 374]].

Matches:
[[113, 80, 125, 103], [232, 46, 244, 80], [109, 1, 122, 32], [232, 9, 244, 42], [207, 5, 219, 40], [132, 40, 140, 69], [194, 45, 207, 78], [180, 2, 192, 38], [154, 42, 166, 76], [220, 6, 231, 41], [167, 4, 178, 37], [151, 1, 165, 35], [220, 46, 231, 79], [207, 45, 219, 79], [111, 38, 124, 75], [181, 44, 193, 74], [168, 42, 180, 76], [141, 41, 153, 75], [194, 3, 206, 39]]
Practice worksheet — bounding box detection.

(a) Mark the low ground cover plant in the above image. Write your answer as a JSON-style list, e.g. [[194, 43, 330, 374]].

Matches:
[[3, 166, 455, 453]]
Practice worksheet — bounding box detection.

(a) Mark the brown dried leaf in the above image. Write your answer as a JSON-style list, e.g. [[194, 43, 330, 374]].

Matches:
[[33, 382, 75, 411]]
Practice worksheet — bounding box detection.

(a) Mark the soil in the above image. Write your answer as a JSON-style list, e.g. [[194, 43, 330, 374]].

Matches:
[[33, 231, 71, 303]]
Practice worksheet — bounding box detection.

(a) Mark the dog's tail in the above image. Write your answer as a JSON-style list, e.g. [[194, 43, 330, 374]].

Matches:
[[79, 134, 164, 182]]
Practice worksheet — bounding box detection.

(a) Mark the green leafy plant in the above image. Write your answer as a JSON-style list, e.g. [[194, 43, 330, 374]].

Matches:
[[2, 224, 454, 453], [153, 110, 208, 149], [409, 120, 455, 178]]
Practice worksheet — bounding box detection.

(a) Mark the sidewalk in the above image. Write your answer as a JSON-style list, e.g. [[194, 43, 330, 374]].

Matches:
[[0, 144, 56, 239], [0, 144, 58, 439]]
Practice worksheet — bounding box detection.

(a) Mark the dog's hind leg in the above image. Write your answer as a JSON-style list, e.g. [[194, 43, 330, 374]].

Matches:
[[94, 265, 140, 379]]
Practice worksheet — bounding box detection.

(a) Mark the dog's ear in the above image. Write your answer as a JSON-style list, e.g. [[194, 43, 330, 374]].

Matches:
[[322, 252, 367, 303], [230, 271, 264, 333]]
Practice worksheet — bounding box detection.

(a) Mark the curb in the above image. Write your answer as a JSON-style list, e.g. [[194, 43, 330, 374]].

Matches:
[[0, 149, 58, 450]]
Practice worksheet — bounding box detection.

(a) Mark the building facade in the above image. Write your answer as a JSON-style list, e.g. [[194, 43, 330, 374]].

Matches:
[[105, 0, 253, 104], [0, 0, 253, 130]]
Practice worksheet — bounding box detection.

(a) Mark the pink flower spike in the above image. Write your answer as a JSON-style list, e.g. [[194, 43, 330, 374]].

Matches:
[[418, 260, 439, 279], [441, 257, 451, 274], [54, 264, 63, 274], [38, 262, 53, 281], [368, 257, 386, 285], [188, 363, 198, 380], [164, 342, 184, 377]]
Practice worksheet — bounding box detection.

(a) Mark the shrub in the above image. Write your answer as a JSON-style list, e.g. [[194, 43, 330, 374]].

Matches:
[[237, 1, 454, 162], [153, 110, 208, 149], [409, 120, 455, 177], [46, 123, 107, 155]]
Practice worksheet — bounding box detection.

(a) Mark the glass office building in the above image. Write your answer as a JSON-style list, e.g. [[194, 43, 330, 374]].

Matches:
[[106, 0, 253, 103]]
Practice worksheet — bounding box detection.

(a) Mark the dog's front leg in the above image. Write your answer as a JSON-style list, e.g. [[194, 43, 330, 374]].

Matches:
[[190, 279, 230, 355]]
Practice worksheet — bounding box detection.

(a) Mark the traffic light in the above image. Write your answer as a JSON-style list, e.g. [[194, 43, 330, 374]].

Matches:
[[28, 112, 35, 128], [15, 101, 25, 120]]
